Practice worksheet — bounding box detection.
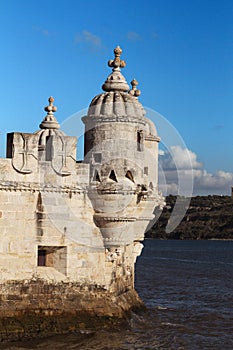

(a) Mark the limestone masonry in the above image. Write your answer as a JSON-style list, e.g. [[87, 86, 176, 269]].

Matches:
[[0, 47, 164, 334]]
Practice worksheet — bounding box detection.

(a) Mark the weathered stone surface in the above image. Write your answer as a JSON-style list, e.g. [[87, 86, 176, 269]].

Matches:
[[0, 280, 144, 342], [7, 132, 38, 174], [0, 47, 164, 339], [0, 280, 143, 317]]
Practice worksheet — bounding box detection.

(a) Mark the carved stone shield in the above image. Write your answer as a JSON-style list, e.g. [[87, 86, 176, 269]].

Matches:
[[11, 133, 38, 174], [51, 135, 77, 175]]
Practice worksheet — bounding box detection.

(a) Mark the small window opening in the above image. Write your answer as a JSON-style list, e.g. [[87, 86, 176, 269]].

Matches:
[[125, 170, 134, 182], [6, 133, 14, 158], [144, 167, 149, 175], [109, 169, 118, 182], [93, 169, 101, 182], [38, 249, 46, 266], [37, 246, 67, 275], [149, 182, 154, 190], [137, 131, 143, 151], [45, 136, 52, 161], [93, 153, 102, 163]]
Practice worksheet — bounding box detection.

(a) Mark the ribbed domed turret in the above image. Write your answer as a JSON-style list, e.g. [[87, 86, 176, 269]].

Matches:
[[88, 90, 145, 119], [82, 46, 164, 248], [87, 47, 145, 121]]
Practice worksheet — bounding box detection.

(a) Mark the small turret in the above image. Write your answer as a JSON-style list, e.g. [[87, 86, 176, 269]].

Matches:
[[34, 97, 77, 175], [36, 97, 65, 156], [82, 47, 164, 248]]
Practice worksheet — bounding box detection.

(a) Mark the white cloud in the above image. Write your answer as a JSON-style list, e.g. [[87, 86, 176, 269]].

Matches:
[[74, 30, 102, 50], [193, 169, 233, 191], [159, 146, 233, 196], [161, 145, 203, 170], [33, 26, 51, 36], [127, 31, 141, 41], [151, 32, 158, 39]]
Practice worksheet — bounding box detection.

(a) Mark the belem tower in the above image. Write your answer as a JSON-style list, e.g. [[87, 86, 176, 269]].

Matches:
[[0, 47, 164, 336]]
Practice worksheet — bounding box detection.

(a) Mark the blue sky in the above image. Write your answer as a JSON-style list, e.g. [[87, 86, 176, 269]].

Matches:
[[0, 0, 232, 195]]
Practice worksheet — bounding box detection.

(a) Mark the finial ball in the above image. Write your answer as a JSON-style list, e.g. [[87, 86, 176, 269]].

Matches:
[[44, 96, 57, 113], [108, 46, 126, 70], [130, 79, 138, 87], [114, 46, 122, 56], [129, 79, 141, 97]]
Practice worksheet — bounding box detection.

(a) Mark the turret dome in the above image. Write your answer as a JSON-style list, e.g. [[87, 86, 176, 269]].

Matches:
[[87, 47, 145, 121], [88, 90, 145, 119], [145, 117, 159, 138]]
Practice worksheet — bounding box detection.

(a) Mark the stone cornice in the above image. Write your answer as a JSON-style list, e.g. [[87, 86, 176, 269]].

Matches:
[[89, 188, 135, 195], [0, 181, 85, 194], [82, 115, 146, 125], [136, 216, 155, 221], [100, 216, 137, 222], [144, 135, 161, 142]]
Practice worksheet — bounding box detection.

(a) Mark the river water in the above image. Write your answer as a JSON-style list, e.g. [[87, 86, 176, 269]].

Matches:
[[3, 240, 233, 350]]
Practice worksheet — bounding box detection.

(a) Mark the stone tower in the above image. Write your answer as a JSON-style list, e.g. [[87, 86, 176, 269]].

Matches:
[[83, 46, 164, 250], [0, 47, 164, 339]]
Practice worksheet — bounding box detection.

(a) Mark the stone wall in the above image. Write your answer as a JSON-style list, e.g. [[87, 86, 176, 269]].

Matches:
[[0, 50, 164, 338], [0, 279, 144, 342]]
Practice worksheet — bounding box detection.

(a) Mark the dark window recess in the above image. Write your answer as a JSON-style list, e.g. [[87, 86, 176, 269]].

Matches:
[[93, 169, 101, 182], [149, 182, 154, 190], [144, 167, 149, 175], [109, 170, 117, 182], [6, 133, 14, 158], [37, 246, 67, 275], [125, 170, 134, 182], [93, 153, 102, 163], [38, 250, 46, 266], [45, 136, 52, 161], [137, 131, 143, 151]]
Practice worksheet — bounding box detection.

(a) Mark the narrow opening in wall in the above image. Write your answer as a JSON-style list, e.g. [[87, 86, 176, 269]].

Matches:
[[6, 133, 14, 158], [93, 153, 102, 163], [125, 170, 134, 182], [149, 182, 154, 190], [45, 136, 52, 161], [37, 246, 67, 275], [109, 169, 117, 182], [144, 167, 149, 175], [93, 169, 101, 182], [38, 249, 46, 266], [137, 131, 143, 151]]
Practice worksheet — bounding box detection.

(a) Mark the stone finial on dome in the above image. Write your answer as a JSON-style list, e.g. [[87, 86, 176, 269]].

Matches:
[[44, 96, 57, 114], [129, 79, 141, 97], [39, 96, 60, 129], [108, 46, 126, 70], [102, 46, 129, 92]]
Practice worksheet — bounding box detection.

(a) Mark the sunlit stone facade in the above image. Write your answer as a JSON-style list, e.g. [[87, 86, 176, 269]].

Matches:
[[0, 47, 164, 322]]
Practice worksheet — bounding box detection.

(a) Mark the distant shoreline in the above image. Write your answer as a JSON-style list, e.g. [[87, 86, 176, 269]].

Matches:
[[146, 195, 233, 240]]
